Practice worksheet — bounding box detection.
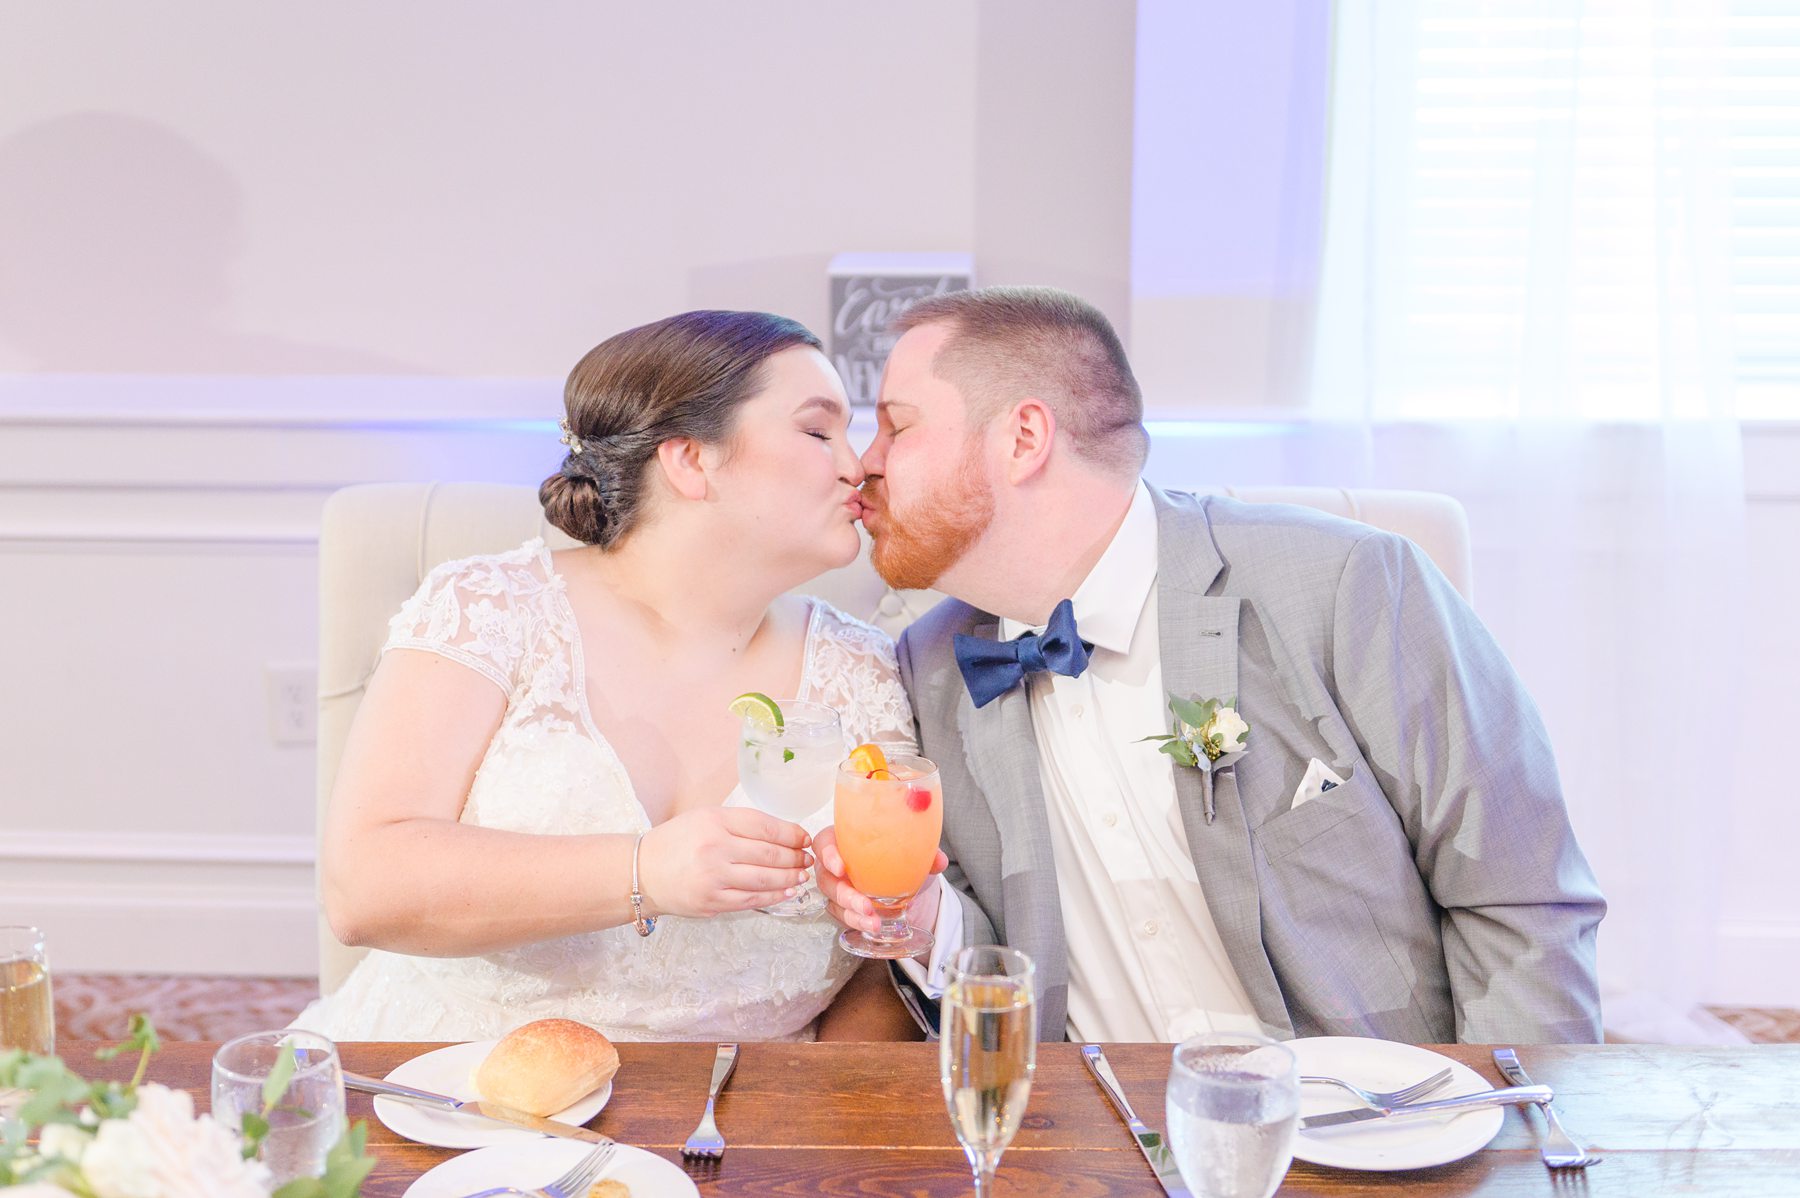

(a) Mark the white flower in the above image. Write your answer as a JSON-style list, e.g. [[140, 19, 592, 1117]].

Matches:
[[37, 1121, 93, 1164], [80, 1084, 272, 1198], [1203, 707, 1250, 755]]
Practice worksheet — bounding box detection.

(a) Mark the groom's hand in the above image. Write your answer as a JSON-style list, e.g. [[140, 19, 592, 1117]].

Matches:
[[813, 824, 949, 937]]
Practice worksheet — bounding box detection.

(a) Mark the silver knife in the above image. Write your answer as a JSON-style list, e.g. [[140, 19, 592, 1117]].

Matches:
[[1301, 1083, 1553, 1130], [344, 1071, 614, 1145], [1081, 1044, 1192, 1197], [1494, 1047, 1598, 1166]]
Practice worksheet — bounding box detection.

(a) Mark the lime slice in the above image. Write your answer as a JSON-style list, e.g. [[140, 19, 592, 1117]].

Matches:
[[728, 692, 784, 730]]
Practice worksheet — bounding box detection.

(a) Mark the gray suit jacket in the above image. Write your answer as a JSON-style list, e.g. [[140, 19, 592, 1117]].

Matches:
[[897, 485, 1605, 1044]]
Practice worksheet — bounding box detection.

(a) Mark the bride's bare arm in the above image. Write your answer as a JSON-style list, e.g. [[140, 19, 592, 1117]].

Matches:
[[321, 650, 810, 957]]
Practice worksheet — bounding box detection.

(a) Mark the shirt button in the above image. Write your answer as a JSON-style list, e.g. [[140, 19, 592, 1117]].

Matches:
[[1142, 920, 1160, 938], [1102, 812, 1119, 828], [1072, 703, 1085, 718]]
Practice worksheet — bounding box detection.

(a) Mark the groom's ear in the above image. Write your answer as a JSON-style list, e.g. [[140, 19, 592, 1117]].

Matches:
[[1002, 397, 1056, 484], [654, 436, 712, 501]]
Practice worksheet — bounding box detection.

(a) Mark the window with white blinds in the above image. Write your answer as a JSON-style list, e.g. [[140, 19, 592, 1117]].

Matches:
[[1729, 3, 1800, 416], [1389, 2, 1800, 419]]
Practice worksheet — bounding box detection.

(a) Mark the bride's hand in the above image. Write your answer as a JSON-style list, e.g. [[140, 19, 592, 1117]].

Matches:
[[637, 808, 813, 919], [813, 825, 949, 935]]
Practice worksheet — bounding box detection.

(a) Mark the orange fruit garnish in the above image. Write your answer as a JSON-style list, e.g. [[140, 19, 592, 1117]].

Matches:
[[868, 768, 895, 781], [847, 743, 889, 777]]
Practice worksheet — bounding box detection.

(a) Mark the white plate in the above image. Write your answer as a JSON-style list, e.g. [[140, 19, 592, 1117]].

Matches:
[[373, 1040, 613, 1149], [1289, 1037, 1505, 1171], [402, 1138, 697, 1198]]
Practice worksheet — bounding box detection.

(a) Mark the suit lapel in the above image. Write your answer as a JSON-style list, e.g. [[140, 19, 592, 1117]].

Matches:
[[955, 617, 1070, 1037], [1153, 488, 1295, 1037]]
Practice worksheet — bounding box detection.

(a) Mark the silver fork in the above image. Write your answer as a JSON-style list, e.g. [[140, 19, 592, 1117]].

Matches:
[[456, 1141, 617, 1198], [1494, 1048, 1601, 1169], [1300, 1066, 1455, 1108], [680, 1042, 739, 1172]]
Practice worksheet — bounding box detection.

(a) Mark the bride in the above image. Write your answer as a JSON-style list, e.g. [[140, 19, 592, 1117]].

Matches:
[[298, 310, 921, 1041]]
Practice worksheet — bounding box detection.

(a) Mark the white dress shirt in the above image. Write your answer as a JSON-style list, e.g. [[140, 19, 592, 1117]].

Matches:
[[906, 483, 1265, 1042]]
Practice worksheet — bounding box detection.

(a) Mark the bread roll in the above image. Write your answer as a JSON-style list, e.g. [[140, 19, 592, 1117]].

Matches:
[[475, 1018, 620, 1117]]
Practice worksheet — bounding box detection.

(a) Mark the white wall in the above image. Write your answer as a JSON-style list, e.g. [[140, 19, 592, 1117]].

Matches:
[[1129, 0, 1330, 412], [0, 1, 980, 375]]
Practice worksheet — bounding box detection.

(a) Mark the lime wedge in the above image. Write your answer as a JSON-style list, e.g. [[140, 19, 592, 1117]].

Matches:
[[728, 692, 784, 730]]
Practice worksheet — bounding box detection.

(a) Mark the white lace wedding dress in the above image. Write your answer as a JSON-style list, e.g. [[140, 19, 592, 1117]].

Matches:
[[295, 539, 916, 1042]]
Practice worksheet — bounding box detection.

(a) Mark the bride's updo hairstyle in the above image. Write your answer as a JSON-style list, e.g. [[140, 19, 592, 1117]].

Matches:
[[540, 310, 823, 549]]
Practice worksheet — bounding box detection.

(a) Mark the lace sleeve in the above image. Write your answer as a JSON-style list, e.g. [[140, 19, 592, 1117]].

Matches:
[[806, 602, 918, 754], [382, 542, 543, 697]]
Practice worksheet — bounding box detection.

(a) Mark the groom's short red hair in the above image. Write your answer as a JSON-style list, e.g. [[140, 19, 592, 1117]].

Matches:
[[890, 286, 1149, 474]]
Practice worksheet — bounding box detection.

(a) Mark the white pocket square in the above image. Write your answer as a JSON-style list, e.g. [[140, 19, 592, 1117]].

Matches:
[[1290, 758, 1348, 811]]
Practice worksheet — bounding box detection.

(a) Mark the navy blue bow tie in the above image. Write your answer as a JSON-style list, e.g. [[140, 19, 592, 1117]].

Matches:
[[954, 598, 1092, 709]]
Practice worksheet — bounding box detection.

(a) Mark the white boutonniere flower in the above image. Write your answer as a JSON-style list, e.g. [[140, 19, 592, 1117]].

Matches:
[[1137, 694, 1251, 824]]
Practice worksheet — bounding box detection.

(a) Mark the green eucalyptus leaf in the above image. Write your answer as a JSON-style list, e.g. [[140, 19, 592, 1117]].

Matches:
[[1168, 696, 1210, 727], [87, 1081, 137, 1122], [1157, 739, 1199, 768], [1134, 733, 1176, 744], [14, 1056, 78, 1093], [318, 1120, 377, 1198], [1, 1117, 28, 1154], [14, 1061, 87, 1126], [95, 1013, 161, 1089], [261, 1040, 299, 1113], [94, 1014, 159, 1062], [239, 1109, 270, 1160]]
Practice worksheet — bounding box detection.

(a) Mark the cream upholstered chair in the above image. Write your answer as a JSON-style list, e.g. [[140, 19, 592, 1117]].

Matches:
[[314, 481, 1472, 993]]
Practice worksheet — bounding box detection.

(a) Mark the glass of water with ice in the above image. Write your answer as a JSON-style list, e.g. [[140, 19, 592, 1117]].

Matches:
[[736, 698, 844, 916], [211, 1029, 344, 1187], [1165, 1032, 1299, 1198]]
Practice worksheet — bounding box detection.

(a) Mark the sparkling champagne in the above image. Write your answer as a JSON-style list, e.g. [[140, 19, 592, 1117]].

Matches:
[[941, 980, 1036, 1177], [0, 957, 53, 1055]]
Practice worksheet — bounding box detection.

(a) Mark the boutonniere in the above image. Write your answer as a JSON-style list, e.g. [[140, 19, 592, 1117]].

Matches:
[[1137, 695, 1251, 824]]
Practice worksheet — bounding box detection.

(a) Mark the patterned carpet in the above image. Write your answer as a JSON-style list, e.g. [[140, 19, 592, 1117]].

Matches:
[[47, 973, 1800, 1044], [55, 975, 321, 1042]]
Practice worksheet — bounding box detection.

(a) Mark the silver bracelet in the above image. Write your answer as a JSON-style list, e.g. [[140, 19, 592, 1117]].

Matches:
[[630, 831, 657, 937]]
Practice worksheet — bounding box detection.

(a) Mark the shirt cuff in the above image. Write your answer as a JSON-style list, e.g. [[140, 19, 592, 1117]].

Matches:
[[895, 880, 963, 998]]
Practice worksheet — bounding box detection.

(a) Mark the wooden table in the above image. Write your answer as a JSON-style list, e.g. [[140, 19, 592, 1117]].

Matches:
[[65, 1040, 1800, 1195]]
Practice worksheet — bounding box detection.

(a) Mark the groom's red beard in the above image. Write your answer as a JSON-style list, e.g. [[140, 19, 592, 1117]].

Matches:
[[862, 450, 996, 591]]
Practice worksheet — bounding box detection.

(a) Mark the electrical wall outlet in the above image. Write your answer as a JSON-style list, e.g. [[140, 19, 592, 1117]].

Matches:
[[265, 664, 317, 745]]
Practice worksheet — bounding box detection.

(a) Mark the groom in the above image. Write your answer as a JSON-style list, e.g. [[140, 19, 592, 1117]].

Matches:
[[816, 285, 1605, 1044]]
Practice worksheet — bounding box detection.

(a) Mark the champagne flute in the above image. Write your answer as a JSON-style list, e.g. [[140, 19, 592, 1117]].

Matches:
[[833, 753, 943, 958], [0, 926, 53, 1055], [940, 945, 1037, 1197], [1165, 1032, 1299, 1198], [736, 698, 844, 916]]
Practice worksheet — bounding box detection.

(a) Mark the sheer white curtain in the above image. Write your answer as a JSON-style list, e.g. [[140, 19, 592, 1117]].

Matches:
[[1311, 1, 1750, 1041]]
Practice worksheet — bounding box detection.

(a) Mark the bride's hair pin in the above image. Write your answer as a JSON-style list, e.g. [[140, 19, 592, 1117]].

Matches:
[[558, 417, 589, 456]]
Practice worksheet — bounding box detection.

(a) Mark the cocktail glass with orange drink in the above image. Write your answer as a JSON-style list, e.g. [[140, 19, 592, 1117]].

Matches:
[[835, 744, 943, 959]]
